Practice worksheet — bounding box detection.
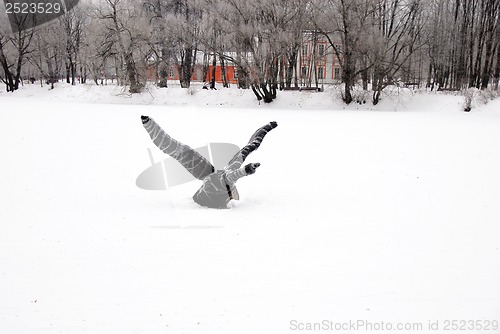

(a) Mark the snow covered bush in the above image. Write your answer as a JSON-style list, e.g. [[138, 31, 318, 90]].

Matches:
[[463, 88, 499, 112], [338, 83, 369, 105]]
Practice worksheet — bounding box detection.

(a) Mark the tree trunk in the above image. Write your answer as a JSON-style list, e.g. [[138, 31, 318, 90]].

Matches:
[[237, 69, 248, 89], [250, 82, 275, 103], [361, 68, 369, 91], [480, 32, 494, 90], [220, 55, 228, 87], [71, 61, 76, 85], [124, 51, 142, 93], [285, 52, 296, 89], [159, 72, 168, 88], [179, 47, 194, 88], [372, 65, 384, 105], [210, 53, 216, 89], [342, 49, 354, 104], [493, 44, 500, 90], [0, 48, 15, 92], [158, 48, 169, 88], [66, 63, 71, 84], [111, 6, 142, 93]]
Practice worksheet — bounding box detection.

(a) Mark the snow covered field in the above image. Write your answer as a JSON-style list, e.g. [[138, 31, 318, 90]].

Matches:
[[1, 84, 500, 334]]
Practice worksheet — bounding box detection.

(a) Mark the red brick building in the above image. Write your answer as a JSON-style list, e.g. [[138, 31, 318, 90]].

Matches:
[[299, 32, 342, 85], [145, 63, 239, 85]]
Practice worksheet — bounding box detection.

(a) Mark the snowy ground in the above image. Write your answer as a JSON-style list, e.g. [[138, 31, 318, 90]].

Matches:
[[1, 84, 500, 334]]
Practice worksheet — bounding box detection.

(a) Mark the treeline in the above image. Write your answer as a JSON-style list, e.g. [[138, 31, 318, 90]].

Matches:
[[0, 0, 498, 104]]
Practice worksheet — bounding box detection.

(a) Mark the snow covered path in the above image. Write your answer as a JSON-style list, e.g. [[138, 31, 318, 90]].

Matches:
[[1, 89, 500, 333]]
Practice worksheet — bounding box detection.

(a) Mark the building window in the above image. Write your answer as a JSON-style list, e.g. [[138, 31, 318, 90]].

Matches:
[[318, 67, 324, 80], [318, 44, 325, 58], [234, 68, 239, 79], [334, 67, 340, 79], [302, 46, 308, 58], [168, 66, 175, 78], [301, 67, 308, 78]]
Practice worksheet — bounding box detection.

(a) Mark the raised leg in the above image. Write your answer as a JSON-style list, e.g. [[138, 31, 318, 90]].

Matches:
[[226, 121, 278, 171], [141, 116, 215, 180]]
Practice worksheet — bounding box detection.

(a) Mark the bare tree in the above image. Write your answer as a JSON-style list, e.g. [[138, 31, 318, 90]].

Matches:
[[28, 24, 65, 89], [144, 0, 203, 88], [2, 0, 497, 99], [60, 5, 85, 85], [94, 0, 148, 93], [425, 0, 499, 91], [211, 0, 309, 102], [141, 0, 170, 87], [0, 13, 34, 92], [476, 0, 499, 90], [370, 0, 425, 104], [316, 0, 376, 104]]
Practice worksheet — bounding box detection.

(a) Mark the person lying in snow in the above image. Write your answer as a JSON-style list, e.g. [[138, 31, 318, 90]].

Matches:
[[141, 116, 278, 209]]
